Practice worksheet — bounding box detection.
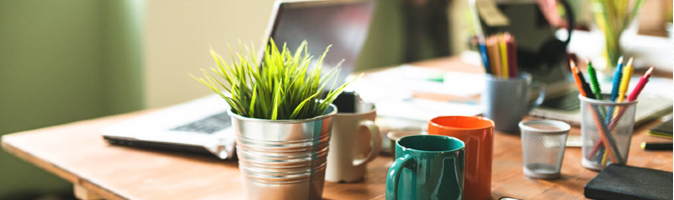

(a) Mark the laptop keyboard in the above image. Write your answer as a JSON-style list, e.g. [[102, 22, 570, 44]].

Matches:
[[540, 91, 581, 111], [171, 112, 232, 134]]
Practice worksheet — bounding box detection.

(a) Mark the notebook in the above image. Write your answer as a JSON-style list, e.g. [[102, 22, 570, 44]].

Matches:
[[649, 118, 673, 139], [584, 165, 673, 200]]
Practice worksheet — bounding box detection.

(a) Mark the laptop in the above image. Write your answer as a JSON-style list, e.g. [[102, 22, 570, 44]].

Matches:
[[101, 0, 375, 159]]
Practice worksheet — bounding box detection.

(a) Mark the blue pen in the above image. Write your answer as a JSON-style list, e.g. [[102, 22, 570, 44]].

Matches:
[[479, 42, 490, 74]]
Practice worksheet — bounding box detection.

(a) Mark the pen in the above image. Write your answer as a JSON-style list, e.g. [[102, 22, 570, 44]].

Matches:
[[641, 142, 673, 151]]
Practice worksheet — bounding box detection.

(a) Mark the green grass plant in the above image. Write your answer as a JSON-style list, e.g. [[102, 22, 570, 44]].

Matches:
[[591, 0, 645, 68], [192, 39, 359, 120], [667, 4, 674, 23]]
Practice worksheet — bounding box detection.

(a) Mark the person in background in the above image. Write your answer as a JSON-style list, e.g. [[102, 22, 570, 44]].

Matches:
[[402, 0, 452, 63]]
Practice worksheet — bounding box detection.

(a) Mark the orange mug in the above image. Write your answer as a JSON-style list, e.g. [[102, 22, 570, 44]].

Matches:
[[428, 116, 494, 200]]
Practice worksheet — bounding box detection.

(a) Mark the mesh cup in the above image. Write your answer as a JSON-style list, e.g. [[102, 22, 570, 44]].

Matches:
[[579, 94, 637, 171], [519, 120, 571, 179]]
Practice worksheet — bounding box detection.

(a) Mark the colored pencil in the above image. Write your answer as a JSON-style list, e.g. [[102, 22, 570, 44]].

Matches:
[[578, 69, 596, 100], [571, 60, 621, 163], [610, 56, 625, 102], [490, 37, 502, 77], [499, 35, 509, 78], [593, 58, 632, 163], [570, 61, 587, 96], [587, 61, 603, 100], [506, 33, 518, 78], [479, 42, 491, 74], [478, 32, 518, 78], [587, 66, 655, 160], [617, 57, 634, 103], [626, 66, 654, 102], [605, 56, 624, 124]]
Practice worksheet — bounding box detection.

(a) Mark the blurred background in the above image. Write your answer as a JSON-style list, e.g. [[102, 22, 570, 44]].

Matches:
[[0, 0, 671, 199]]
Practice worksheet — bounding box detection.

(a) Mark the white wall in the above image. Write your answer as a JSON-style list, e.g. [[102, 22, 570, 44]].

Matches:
[[145, 0, 275, 108]]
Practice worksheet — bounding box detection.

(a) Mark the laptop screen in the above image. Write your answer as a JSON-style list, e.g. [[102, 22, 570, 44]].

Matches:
[[266, 0, 375, 85]]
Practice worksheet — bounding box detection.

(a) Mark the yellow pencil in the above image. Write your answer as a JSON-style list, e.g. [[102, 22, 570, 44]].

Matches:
[[617, 57, 634, 102], [499, 34, 509, 78]]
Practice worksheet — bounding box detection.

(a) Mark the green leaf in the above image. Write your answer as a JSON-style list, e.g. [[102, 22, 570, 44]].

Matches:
[[192, 38, 359, 120]]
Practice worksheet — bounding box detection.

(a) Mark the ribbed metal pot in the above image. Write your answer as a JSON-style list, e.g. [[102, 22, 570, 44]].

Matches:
[[229, 104, 337, 200]]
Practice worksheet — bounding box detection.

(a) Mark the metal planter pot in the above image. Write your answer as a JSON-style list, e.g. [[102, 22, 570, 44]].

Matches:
[[229, 105, 337, 200]]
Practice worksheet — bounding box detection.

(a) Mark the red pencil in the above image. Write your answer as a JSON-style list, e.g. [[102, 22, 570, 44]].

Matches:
[[627, 66, 654, 101], [505, 33, 518, 78]]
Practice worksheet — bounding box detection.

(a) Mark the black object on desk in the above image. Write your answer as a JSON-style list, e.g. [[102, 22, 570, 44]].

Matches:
[[641, 142, 673, 151], [649, 118, 673, 139], [332, 91, 362, 113], [584, 165, 673, 200]]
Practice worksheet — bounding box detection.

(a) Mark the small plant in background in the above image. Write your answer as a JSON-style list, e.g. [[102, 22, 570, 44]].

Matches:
[[667, 0, 674, 24], [192, 39, 359, 120], [590, 0, 645, 70]]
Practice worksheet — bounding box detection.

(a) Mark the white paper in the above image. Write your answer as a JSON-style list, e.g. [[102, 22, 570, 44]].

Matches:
[[353, 65, 485, 97], [376, 98, 483, 121]]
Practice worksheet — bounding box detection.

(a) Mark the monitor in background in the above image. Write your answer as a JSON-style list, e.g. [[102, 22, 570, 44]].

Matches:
[[265, 0, 375, 85]]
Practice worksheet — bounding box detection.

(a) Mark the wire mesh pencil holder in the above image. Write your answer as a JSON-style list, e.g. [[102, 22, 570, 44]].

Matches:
[[579, 95, 637, 171], [519, 120, 570, 179]]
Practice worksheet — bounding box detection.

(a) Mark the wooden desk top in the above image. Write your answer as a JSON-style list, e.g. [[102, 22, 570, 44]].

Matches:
[[2, 57, 672, 200]]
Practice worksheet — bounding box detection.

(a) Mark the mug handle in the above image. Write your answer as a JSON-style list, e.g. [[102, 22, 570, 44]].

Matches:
[[353, 120, 382, 167], [527, 81, 546, 112], [386, 154, 415, 200]]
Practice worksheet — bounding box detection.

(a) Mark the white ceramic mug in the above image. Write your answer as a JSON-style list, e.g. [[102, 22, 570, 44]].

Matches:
[[326, 104, 382, 183]]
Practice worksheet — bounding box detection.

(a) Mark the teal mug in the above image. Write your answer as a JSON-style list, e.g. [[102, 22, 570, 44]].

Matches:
[[385, 135, 465, 200]]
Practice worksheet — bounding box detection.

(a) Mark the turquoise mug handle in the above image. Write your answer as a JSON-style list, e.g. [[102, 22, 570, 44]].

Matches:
[[386, 154, 415, 200]]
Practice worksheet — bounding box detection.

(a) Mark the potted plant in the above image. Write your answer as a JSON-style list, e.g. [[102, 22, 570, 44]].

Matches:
[[192, 39, 357, 200], [590, 0, 645, 72]]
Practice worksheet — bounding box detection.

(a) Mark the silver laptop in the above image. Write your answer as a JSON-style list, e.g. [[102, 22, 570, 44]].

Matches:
[[101, 0, 375, 159]]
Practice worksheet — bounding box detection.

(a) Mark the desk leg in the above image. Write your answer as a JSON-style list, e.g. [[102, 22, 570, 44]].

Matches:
[[74, 184, 103, 200]]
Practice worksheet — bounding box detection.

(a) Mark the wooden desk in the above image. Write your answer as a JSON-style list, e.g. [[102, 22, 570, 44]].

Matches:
[[2, 57, 672, 200]]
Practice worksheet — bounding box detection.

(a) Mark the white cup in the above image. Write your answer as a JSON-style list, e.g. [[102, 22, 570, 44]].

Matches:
[[325, 104, 382, 183]]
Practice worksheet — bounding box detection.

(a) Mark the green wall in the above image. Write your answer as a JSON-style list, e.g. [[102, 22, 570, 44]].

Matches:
[[0, 0, 144, 198], [103, 0, 145, 114]]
